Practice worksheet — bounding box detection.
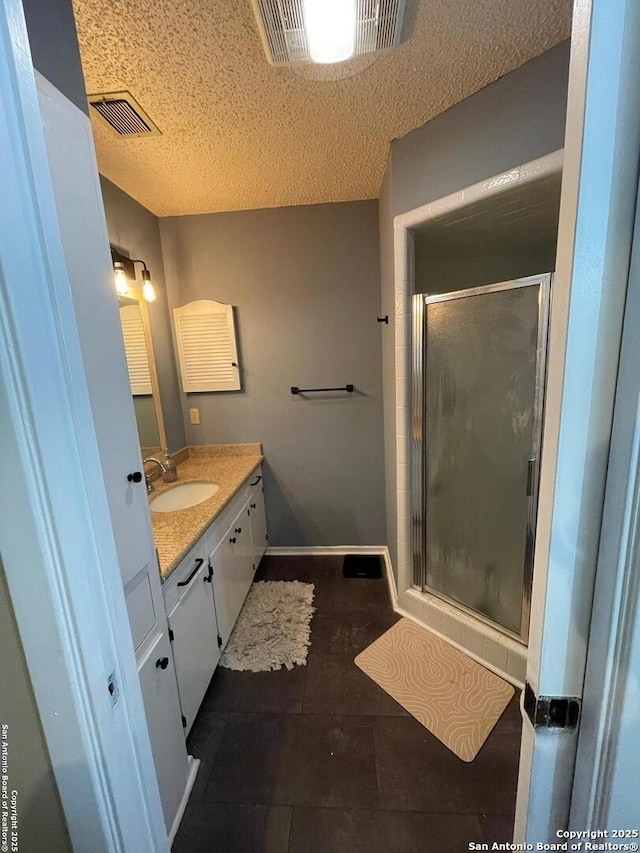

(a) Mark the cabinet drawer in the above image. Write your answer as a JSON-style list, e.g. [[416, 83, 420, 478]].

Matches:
[[205, 473, 256, 545], [245, 466, 263, 499], [163, 539, 210, 614]]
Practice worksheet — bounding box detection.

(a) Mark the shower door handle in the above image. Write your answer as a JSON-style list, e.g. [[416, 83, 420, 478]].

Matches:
[[526, 458, 537, 496]]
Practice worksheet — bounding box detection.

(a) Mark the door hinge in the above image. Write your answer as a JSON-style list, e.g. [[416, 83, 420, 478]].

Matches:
[[168, 628, 174, 642], [524, 683, 581, 730], [181, 714, 187, 729], [217, 634, 223, 648], [204, 560, 213, 583]]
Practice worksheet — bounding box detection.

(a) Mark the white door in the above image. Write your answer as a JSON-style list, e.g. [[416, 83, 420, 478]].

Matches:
[[167, 559, 220, 733], [36, 72, 156, 590], [568, 174, 640, 828], [516, 0, 640, 840], [0, 5, 168, 849]]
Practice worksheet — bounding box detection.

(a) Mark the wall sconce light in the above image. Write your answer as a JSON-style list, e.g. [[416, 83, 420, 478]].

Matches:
[[141, 267, 156, 303], [113, 260, 129, 296], [111, 248, 156, 303]]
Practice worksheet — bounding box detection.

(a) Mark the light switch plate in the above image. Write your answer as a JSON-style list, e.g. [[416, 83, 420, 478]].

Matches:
[[189, 407, 200, 425]]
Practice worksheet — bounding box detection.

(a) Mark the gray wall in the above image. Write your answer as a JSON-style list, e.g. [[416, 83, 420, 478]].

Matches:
[[101, 176, 187, 453], [389, 42, 570, 218], [0, 559, 72, 853], [414, 250, 558, 295], [22, 0, 87, 114], [160, 201, 386, 547], [381, 41, 570, 581]]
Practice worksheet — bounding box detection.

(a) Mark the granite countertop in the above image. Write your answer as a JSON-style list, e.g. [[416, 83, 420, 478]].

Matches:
[[150, 444, 263, 580]]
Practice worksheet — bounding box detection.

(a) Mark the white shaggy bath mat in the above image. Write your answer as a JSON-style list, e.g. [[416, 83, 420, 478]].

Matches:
[[219, 581, 315, 672]]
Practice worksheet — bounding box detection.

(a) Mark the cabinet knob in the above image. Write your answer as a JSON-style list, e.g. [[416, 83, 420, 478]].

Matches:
[[235, 527, 242, 534], [250, 503, 257, 509], [127, 471, 143, 483], [229, 536, 237, 544], [155, 657, 169, 670]]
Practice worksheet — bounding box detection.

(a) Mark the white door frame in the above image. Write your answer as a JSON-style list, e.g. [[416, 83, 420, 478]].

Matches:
[[393, 151, 563, 687], [0, 2, 167, 850]]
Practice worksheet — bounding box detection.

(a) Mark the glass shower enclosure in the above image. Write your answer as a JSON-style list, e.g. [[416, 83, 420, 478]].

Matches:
[[411, 275, 551, 642]]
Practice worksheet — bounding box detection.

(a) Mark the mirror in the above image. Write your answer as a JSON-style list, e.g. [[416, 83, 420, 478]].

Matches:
[[118, 293, 167, 458]]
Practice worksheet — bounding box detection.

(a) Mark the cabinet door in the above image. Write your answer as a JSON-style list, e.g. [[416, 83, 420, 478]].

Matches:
[[210, 511, 255, 648], [167, 559, 220, 734], [138, 631, 189, 832], [248, 485, 268, 569]]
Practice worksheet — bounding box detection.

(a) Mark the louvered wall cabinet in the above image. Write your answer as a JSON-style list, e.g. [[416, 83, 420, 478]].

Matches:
[[173, 300, 241, 393]]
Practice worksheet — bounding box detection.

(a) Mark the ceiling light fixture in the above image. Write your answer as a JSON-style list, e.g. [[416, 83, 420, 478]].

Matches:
[[303, 0, 356, 64], [251, 0, 405, 68], [111, 248, 157, 303]]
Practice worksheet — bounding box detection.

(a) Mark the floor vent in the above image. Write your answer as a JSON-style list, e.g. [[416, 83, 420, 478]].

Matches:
[[251, 0, 406, 66], [88, 91, 161, 137], [343, 554, 383, 579]]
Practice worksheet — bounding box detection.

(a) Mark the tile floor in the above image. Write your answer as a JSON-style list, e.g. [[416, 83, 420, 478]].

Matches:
[[173, 555, 521, 852]]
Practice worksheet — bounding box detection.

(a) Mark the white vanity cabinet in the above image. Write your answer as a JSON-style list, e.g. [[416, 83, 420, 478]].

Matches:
[[162, 464, 268, 729], [124, 559, 192, 837], [247, 477, 268, 569], [138, 631, 190, 827], [210, 507, 255, 647], [167, 552, 220, 734]]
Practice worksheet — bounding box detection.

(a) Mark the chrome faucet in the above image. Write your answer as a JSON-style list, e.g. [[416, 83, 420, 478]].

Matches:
[[143, 456, 167, 494]]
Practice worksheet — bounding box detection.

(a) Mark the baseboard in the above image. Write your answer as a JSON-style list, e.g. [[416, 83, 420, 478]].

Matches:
[[381, 546, 398, 611], [168, 756, 200, 846], [265, 545, 388, 556], [265, 546, 398, 604]]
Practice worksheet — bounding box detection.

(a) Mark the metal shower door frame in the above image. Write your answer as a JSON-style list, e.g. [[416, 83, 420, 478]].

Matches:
[[411, 273, 552, 643]]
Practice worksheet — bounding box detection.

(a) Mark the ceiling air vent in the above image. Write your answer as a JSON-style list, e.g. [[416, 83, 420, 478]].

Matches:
[[250, 0, 406, 66], [88, 91, 161, 137]]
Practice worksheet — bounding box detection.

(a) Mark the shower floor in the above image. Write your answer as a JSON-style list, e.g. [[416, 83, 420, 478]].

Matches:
[[173, 555, 521, 852]]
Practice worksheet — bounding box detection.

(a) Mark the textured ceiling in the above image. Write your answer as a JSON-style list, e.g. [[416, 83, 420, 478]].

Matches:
[[72, 0, 572, 216]]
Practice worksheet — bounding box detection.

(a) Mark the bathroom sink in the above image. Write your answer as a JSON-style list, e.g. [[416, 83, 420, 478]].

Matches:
[[149, 481, 219, 512]]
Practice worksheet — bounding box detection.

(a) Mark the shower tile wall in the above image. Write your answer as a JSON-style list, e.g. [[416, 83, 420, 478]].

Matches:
[[400, 590, 527, 686]]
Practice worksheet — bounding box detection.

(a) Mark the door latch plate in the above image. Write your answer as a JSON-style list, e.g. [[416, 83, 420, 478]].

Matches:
[[524, 682, 581, 730]]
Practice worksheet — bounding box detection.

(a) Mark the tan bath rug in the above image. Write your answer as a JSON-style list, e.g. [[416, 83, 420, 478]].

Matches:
[[355, 618, 514, 761]]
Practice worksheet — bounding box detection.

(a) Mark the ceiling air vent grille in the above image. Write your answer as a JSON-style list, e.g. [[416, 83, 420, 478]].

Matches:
[[251, 0, 406, 66], [88, 91, 161, 137]]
